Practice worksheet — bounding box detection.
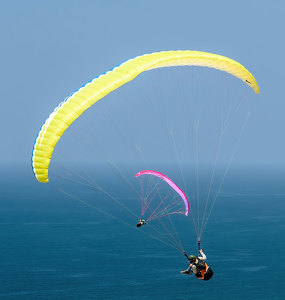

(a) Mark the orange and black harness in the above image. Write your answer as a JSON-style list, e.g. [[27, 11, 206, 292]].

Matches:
[[192, 260, 209, 279]]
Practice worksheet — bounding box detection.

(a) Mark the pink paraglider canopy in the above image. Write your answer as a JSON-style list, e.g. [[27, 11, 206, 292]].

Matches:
[[135, 170, 189, 216]]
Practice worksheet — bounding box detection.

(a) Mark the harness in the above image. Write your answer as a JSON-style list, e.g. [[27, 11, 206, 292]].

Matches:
[[196, 262, 209, 280], [192, 259, 209, 279]]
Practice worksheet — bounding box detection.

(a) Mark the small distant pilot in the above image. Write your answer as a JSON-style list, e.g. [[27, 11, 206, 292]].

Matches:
[[136, 218, 146, 227]]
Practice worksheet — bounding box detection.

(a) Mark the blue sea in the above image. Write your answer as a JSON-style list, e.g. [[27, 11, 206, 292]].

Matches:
[[0, 165, 285, 299]]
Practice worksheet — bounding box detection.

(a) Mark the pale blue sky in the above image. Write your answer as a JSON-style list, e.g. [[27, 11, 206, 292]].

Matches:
[[1, 0, 284, 172]]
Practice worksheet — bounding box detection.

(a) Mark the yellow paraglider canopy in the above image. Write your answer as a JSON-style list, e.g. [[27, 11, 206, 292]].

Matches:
[[32, 50, 260, 183]]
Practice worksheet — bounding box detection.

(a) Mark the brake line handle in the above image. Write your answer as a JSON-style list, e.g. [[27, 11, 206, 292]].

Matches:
[[183, 251, 189, 260], [198, 240, 201, 251]]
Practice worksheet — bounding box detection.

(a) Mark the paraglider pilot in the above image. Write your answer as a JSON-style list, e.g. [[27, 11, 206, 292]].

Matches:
[[181, 249, 213, 281], [136, 218, 146, 227]]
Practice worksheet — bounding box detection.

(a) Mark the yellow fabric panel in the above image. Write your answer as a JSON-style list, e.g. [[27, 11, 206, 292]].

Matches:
[[32, 50, 260, 182], [33, 161, 50, 170]]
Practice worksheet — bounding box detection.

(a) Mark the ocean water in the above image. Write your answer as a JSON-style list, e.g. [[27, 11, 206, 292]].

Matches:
[[0, 166, 285, 299]]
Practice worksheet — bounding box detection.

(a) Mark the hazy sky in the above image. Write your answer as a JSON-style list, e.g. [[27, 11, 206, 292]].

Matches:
[[1, 0, 285, 173]]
